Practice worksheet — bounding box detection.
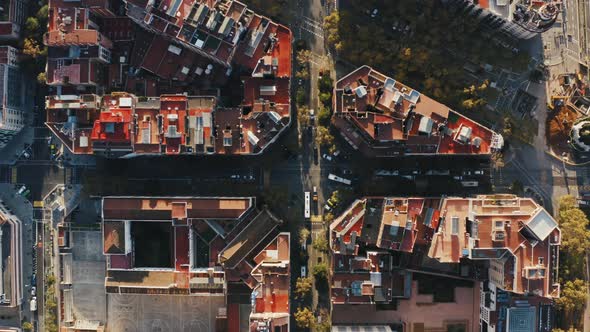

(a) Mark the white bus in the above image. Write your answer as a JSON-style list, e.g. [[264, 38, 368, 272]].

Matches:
[[304, 191, 311, 219], [328, 173, 352, 185]]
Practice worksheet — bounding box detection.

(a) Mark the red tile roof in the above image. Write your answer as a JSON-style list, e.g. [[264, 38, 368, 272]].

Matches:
[[333, 66, 501, 157]]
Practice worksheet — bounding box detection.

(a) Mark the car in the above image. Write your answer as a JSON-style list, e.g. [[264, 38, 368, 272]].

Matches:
[[463, 170, 472, 176], [322, 154, 332, 161], [17, 186, 26, 195], [22, 151, 30, 159], [312, 186, 318, 201], [230, 175, 240, 180], [412, 170, 420, 175], [30, 297, 37, 311], [474, 170, 484, 175], [31, 274, 36, 285], [31, 286, 36, 296], [342, 169, 352, 175], [301, 266, 307, 277], [453, 176, 463, 180], [324, 204, 331, 212], [298, 79, 303, 86], [332, 150, 341, 157], [371, 8, 378, 17], [309, 109, 315, 120]]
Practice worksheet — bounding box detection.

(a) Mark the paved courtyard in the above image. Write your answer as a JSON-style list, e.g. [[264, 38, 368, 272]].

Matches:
[[106, 294, 225, 332]]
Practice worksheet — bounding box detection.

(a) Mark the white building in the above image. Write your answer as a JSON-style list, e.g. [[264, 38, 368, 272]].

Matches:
[[0, 46, 26, 150], [447, 0, 561, 40]]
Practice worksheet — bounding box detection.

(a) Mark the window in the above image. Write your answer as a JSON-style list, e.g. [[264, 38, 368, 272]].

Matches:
[[223, 137, 232, 146], [495, 220, 504, 229], [538, 257, 544, 265]]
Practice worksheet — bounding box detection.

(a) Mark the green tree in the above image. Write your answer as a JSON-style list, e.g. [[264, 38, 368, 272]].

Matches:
[[298, 106, 310, 127], [329, 191, 340, 206], [22, 322, 33, 331], [312, 231, 329, 253], [296, 49, 312, 65], [36, 4, 49, 22], [313, 263, 329, 281], [296, 87, 306, 107], [37, 72, 46, 84], [558, 196, 590, 255], [23, 38, 41, 58], [317, 105, 331, 126], [299, 227, 310, 247], [552, 328, 582, 332], [294, 277, 313, 298], [315, 126, 334, 147], [323, 11, 341, 51], [315, 308, 331, 332], [294, 307, 316, 328], [324, 212, 335, 223], [319, 92, 332, 106], [296, 66, 309, 80], [25, 17, 39, 34], [555, 279, 587, 325]]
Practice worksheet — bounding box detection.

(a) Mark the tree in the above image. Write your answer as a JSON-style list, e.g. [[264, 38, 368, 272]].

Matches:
[[558, 196, 590, 255], [25, 17, 39, 34], [298, 106, 310, 127], [312, 231, 329, 253], [22, 322, 33, 331], [555, 279, 587, 324], [296, 66, 309, 80], [296, 49, 312, 65], [23, 38, 42, 58], [37, 72, 46, 84], [36, 5, 49, 22], [319, 92, 332, 106], [316, 308, 331, 332], [315, 126, 334, 147], [294, 307, 316, 328], [318, 74, 333, 93], [299, 227, 310, 247], [552, 328, 582, 332], [324, 212, 335, 223], [296, 88, 306, 107], [317, 105, 331, 126], [313, 263, 329, 281], [329, 191, 340, 206], [323, 11, 341, 51], [295, 277, 313, 298], [559, 195, 577, 213], [509, 180, 523, 195]]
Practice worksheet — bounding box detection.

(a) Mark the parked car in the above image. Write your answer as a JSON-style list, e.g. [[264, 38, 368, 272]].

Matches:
[[474, 170, 484, 175], [371, 8, 378, 17], [312, 186, 318, 201], [31, 286, 36, 296], [324, 204, 331, 212], [322, 154, 332, 161], [301, 266, 307, 277], [17, 186, 26, 195]]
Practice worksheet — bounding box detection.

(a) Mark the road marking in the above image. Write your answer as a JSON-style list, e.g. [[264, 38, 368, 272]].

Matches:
[[299, 25, 324, 39]]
